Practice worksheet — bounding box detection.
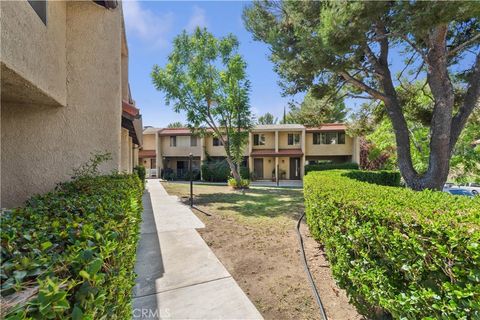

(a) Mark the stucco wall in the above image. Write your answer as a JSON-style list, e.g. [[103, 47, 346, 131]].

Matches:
[[278, 131, 303, 149], [143, 134, 156, 150], [305, 133, 354, 156], [204, 135, 227, 157], [251, 132, 275, 150], [160, 136, 202, 157], [1, 2, 122, 208], [0, 1, 67, 106]]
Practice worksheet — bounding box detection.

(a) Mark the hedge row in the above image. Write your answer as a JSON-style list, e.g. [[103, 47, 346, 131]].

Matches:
[[304, 170, 480, 319], [201, 160, 249, 182], [1, 174, 143, 319], [343, 170, 401, 186], [304, 162, 359, 174]]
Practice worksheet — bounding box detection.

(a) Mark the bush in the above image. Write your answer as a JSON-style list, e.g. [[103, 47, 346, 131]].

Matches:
[[1, 174, 143, 319], [304, 170, 480, 319], [133, 165, 146, 186], [304, 162, 359, 174], [201, 159, 248, 182], [227, 178, 250, 189], [343, 170, 401, 186]]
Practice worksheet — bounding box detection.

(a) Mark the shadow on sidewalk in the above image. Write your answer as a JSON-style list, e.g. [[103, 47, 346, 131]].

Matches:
[[132, 190, 165, 320]]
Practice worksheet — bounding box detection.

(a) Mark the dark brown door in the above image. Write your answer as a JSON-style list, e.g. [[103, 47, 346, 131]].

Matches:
[[290, 157, 301, 180], [254, 158, 264, 179]]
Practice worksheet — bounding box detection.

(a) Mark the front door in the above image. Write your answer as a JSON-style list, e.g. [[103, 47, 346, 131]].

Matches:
[[254, 158, 264, 179], [290, 157, 301, 180]]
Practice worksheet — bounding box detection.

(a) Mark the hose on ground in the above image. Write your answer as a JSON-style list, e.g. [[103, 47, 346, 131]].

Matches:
[[296, 212, 328, 320]]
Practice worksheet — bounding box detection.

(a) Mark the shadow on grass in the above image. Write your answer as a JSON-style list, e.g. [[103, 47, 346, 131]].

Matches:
[[191, 188, 304, 220]]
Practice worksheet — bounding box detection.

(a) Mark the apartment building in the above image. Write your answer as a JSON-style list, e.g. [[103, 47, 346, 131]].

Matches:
[[1, 1, 142, 207], [139, 124, 359, 181]]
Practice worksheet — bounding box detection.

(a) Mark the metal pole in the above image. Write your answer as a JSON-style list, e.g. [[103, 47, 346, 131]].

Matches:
[[189, 153, 193, 207], [277, 164, 280, 187]]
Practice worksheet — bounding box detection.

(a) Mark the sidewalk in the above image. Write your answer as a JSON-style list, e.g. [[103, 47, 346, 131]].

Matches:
[[132, 179, 263, 320]]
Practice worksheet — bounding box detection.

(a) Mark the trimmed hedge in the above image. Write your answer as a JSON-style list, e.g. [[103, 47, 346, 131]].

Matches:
[[305, 162, 359, 174], [304, 170, 480, 319], [133, 165, 146, 187], [1, 174, 143, 319], [343, 170, 401, 186]]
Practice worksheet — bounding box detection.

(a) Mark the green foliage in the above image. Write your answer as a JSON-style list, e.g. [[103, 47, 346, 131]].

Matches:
[[305, 162, 358, 174], [71, 151, 112, 179], [344, 170, 401, 187], [285, 90, 348, 126], [1, 174, 143, 319], [257, 112, 278, 125], [166, 121, 184, 128], [227, 177, 250, 189], [151, 28, 253, 180], [133, 165, 146, 187], [304, 170, 480, 319], [201, 160, 248, 182]]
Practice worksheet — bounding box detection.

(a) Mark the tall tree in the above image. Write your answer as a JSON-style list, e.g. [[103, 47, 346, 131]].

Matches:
[[287, 90, 348, 126], [166, 121, 184, 128], [152, 28, 252, 183], [257, 112, 278, 124], [244, 1, 480, 190]]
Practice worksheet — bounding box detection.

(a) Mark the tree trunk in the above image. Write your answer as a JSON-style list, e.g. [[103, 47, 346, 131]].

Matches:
[[225, 156, 242, 184]]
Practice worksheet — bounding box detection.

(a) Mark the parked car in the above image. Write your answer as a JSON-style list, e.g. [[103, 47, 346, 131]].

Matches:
[[457, 183, 480, 195], [446, 188, 475, 197], [443, 182, 457, 192]]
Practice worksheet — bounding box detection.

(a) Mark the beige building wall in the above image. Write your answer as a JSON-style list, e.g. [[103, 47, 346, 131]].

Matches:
[[143, 134, 156, 150], [0, 1, 67, 106], [204, 135, 227, 157], [1, 2, 123, 207], [251, 132, 275, 150], [278, 131, 303, 149], [305, 133, 354, 156], [161, 136, 203, 157]]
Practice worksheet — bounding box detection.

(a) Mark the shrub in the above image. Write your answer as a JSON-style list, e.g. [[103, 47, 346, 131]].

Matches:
[[133, 165, 146, 186], [304, 162, 359, 174], [201, 159, 248, 182], [304, 170, 480, 319], [227, 178, 250, 189], [1, 174, 143, 319], [343, 170, 401, 186]]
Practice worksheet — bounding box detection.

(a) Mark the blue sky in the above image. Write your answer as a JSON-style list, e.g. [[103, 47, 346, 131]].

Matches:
[[124, 0, 299, 127]]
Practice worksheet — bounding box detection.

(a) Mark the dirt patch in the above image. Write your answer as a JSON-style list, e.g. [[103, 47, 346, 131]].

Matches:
[[162, 182, 363, 320]]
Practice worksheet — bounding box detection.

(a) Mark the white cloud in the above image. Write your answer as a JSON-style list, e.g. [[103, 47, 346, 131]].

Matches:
[[186, 6, 208, 32], [123, 0, 174, 49]]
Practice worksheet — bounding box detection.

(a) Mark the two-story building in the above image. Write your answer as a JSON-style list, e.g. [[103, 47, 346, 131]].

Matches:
[[1, 1, 142, 207], [139, 124, 359, 181]]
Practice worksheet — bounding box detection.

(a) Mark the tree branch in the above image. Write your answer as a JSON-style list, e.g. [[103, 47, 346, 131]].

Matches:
[[450, 52, 480, 150], [339, 71, 387, 101], [448, 33, 480, 56]]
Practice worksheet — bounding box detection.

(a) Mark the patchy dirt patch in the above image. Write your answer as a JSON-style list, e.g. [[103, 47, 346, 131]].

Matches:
[[162, 182, 363, 320]]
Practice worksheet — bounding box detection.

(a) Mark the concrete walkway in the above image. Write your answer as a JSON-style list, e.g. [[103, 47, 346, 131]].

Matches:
[[132, 179, 263, 320]]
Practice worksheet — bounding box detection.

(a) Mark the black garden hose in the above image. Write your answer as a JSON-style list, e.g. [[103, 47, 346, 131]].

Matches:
[[296, 212, 328, 320]]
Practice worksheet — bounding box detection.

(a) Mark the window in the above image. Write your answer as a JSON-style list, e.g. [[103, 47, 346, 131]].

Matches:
[[190, 136, 197, 147], [253, 134, 266, 146], [170, 136, 177, 147], [28, 0, 47, 25], [288, 133, 300, 146], [213, 137, 223, 146], [313, 132, 321, 145], [315, 132, 346, 145]]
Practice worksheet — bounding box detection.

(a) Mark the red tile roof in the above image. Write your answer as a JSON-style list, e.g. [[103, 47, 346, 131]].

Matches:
[[122, 100, 139, 117], [158, 128, 214, 136], [139, 150, 156, 158], [306, 123, 347, 132], [251, 149, 303, 157]]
